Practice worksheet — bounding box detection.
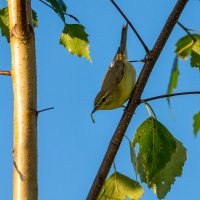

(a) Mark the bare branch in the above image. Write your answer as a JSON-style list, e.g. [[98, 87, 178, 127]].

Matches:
[[0, 70, 11, 76], [37, 107, 54, 114], [129, 57, 152, 63], [86, 1, 189, 199], [141, 91, 200, 103], [110, 0, 150, 53]]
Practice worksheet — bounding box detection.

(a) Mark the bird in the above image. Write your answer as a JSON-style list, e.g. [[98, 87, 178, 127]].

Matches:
[[91, 23, 136, 122]]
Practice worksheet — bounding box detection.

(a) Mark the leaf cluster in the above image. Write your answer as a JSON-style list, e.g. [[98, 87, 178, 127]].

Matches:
[[0, 0, 91, 61]]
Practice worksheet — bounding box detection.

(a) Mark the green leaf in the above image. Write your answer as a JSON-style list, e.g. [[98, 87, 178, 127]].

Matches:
[[167, 56, 179, 105], [193, 111, 200, 136], [0, 7, 38, 42], [132, 117, 176, 184], [46, 0, 67, 22], [129, 141, 138, 179], [60, 24, 92, 61], [32, 10, 38, 28], [191, 40, 200, 69], [175, 34, 200, 60], [151, 140, 187, 199], [97, 171, 144, 200], [0, 7, 10, 42]]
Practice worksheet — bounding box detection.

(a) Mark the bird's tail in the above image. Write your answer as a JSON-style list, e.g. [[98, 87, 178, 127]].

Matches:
[[111, 23, 128, 66], [119, 23, 128, 55]]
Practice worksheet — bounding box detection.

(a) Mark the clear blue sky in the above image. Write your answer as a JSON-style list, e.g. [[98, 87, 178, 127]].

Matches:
[[0, 0, 200, 199]]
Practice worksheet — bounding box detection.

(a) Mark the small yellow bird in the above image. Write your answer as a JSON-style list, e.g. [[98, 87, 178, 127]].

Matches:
[[91, 23, 136, 122]]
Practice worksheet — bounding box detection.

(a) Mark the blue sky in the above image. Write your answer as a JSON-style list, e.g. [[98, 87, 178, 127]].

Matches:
[[0, 0, 200, 199]]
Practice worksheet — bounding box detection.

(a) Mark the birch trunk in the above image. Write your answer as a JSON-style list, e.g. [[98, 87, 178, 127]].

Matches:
[[8, 0, 38, 199]]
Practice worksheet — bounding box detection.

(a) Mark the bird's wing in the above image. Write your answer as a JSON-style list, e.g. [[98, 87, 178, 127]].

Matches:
[[101, 60, 125, 90], [101, 23, 128, 91]]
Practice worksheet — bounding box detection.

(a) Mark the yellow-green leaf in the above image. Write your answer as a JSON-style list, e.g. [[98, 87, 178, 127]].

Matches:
[[98, 171, 144, 200], [132, 117, 176, 184], [191, 40, 200, 69], [60, 24, 92, 62], [167, 56, 179, 105], [151, 140, 186, 199], [175, 34, 200, 60], [193, 111, 200, 136]]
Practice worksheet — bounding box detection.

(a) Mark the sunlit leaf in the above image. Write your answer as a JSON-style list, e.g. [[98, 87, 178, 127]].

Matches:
[[167, 56, 179, 105], [151, 140, 187, 199], [98, 171, 144, 200], [129, 141, 138, 179], [60, 24, 92, 61], [0, 7, 38, 42], [193, 111, 200, 136], [45, 0, 67, 22], [191, 40, 200, 69], [175, 34, 200, 60], [132, 117, 176, 184]]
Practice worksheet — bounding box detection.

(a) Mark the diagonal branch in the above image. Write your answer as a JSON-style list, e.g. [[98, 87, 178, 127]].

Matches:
[[86, 0, 189, 199], [141, 91, 200, 103], [110, 0, 150, 53]]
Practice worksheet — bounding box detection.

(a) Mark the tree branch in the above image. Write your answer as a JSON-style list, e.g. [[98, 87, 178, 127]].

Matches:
[[37, 107, 54, 115], [141, 91, 200, 103], [110, 0, 150, 53], [0, 70, 11, 76], [86, 0, 189, 199]]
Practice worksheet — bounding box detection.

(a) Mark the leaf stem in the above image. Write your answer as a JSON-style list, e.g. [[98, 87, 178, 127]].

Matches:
[[38, 0, 80, 23], [142, 101, 157, 119], [177, 21, 196, 42], [110, 0, 150, 53], [141, 91, 200, 103], [129, 57, 152, 63]]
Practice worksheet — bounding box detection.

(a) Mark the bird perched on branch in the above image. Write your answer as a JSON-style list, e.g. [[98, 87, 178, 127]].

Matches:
[[91, 23, 136, 122]]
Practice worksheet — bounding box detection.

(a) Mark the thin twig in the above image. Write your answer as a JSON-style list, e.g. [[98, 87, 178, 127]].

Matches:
[[177, 21, 196, 41], [37, 107, 54, 114], [38, 0, 80, 23], [110, 0, 150, 53], [86, 1, 189, 199], [141, 91, 200, 103], [187, 28, 200, 34], [129, 57, 152, 63], [0, 70, 11, 76]]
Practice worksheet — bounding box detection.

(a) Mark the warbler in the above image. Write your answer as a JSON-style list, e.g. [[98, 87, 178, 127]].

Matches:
[[91, 23, 136, 122]]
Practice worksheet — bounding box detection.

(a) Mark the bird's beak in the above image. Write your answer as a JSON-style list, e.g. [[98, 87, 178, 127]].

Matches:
[[91, 107, 97, 123], [92, 107, 96, 114]]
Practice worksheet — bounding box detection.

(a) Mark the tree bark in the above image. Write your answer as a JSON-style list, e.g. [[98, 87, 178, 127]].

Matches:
[[7, 0, 38, 199]]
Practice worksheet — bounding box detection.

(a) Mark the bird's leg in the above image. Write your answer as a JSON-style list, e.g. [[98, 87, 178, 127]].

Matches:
[[129, 51, 153, 63], [129, 57, 152, 63]]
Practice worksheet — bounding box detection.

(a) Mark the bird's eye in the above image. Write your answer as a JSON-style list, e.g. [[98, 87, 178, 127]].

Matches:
[[102, 97, 106, 102]]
